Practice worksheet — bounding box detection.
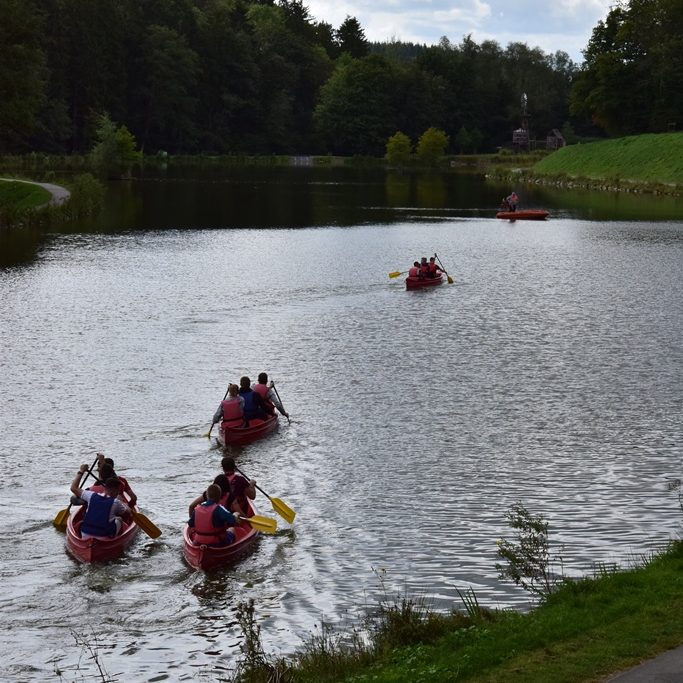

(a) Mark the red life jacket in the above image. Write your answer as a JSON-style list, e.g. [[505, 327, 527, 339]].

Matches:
[[221, 398, 244, 427], [193, 503, 227, 545], [427, 262, 438, 277], [252, 383, 274, 412], [408, 267, 418, 277], [419, 263, 429, 277]]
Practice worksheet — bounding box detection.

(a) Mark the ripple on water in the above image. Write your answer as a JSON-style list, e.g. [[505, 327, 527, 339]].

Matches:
[[1, 219, 682, 679]]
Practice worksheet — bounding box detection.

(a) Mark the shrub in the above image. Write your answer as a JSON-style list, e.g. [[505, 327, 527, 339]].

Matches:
[[495, 502, 564, 599], [385, 131, 412, 167], [416, 127, 449, 166]]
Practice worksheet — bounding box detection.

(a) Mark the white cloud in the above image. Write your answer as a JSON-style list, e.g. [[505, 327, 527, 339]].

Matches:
[[305, 0, 614, 61]]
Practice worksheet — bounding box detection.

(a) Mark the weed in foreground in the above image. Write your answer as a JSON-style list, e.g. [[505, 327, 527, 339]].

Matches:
[[53, 629, 114, 682], [232, 599, 290, 683], [495, 502, 565, 599]]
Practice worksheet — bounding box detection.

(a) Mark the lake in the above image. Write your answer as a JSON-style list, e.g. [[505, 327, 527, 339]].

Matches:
[[1, 167, 682, 681]]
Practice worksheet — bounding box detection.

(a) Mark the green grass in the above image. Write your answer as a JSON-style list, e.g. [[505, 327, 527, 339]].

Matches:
[[532, 132, 683, 185], [0, 179, 51, 209], [278, 542, 683, 683]]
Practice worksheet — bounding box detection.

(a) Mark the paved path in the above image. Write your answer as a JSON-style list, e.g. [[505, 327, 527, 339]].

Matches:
[[0, 177, 71, 206], [605, 645, 683, 682]]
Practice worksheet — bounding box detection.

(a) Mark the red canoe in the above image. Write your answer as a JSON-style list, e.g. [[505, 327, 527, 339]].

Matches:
[[182, 505, 260, 571], [218, 414, 278, 446], [66, 505, 139, 563], [496, 209, 549, 220], [405, 274, 443, 290]]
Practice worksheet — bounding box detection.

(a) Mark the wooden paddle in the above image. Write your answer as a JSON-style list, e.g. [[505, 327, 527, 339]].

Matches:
[[241, 514, 277, 534], [130, 509, 162, 539], [53, 456, 98, 532], [235, 466, 296, 524], [271, 381, 290, 423], [88, 474, 162, 539], [389, 270, 408, 278], [434, 252, 454, 284], [205, 383, 231, 438]]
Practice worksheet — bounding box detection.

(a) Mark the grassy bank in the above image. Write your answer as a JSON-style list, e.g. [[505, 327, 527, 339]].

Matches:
[[532, 133, 683, 185], [0, 179, 51, 210], [0, 174, 103, 229], [233, 540, 683, 683], [338, 543, 683, 683], [488, 133, 683, 196]]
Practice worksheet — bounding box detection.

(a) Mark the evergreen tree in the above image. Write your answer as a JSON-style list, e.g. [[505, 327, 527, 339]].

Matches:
[[90, 113, 142, 177], [336, 16, 369, 58]]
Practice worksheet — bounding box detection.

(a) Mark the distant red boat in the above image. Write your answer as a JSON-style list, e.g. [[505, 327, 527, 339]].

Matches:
[[182, 505, 260, 571], [218, 414, 278, 446], [66, 505, 139, 563], [496, 209, 549, 220], [405, 274, 443, 290]]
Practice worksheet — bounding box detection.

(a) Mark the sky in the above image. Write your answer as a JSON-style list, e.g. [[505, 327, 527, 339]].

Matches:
[[306, 0, 614, 63]]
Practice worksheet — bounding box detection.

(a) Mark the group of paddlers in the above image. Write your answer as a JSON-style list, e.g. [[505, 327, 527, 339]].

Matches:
[[212, 372, 289, 429], [69, 453, 137, 538], [186, 456, 257, 546], [67, 450, 257, 547], [409, 256, 444, 279]]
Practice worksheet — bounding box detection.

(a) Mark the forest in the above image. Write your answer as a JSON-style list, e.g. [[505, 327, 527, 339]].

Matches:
[[0, 0, 681, 157]]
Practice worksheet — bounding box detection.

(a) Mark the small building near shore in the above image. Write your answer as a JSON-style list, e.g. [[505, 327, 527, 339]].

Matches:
[[546, 129, 566, 150]]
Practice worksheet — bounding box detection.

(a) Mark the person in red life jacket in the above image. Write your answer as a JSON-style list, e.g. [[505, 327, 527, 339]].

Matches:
[[70, 464, 132, 539], [427, 256, 442, 278], [94, 453, 138, 507], [238, 376, 268, 424], [408, 261, 420, 278], [418, 256, 430, 278], [211, 383, 246, 430], [252, 372, 289, 419], [505, 191, 519, 212], [188, 473, 232, 517], [188, 483, 241, 546], [220, 456, 256, 516]]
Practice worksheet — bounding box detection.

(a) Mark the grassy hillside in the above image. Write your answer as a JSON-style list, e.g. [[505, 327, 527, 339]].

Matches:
[[533, 133, 683, 185]]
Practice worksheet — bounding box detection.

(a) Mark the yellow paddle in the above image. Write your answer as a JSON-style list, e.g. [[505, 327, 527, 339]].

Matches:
[[434, 252, 454, 284], [242, 514, 277, 534], [388, 270, 408, 279], [205, 383, 231, 438], [236, 466, 296, 524], [131, 509, 162, 538], [53, 456, 98, 532]]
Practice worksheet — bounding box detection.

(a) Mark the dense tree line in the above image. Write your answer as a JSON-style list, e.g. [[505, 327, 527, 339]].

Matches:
[[1, 0, 677, 157], [571, 0, 683, 137]]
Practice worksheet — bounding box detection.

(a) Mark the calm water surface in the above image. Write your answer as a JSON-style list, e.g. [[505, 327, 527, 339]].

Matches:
[[1, 169, 682, 681]]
